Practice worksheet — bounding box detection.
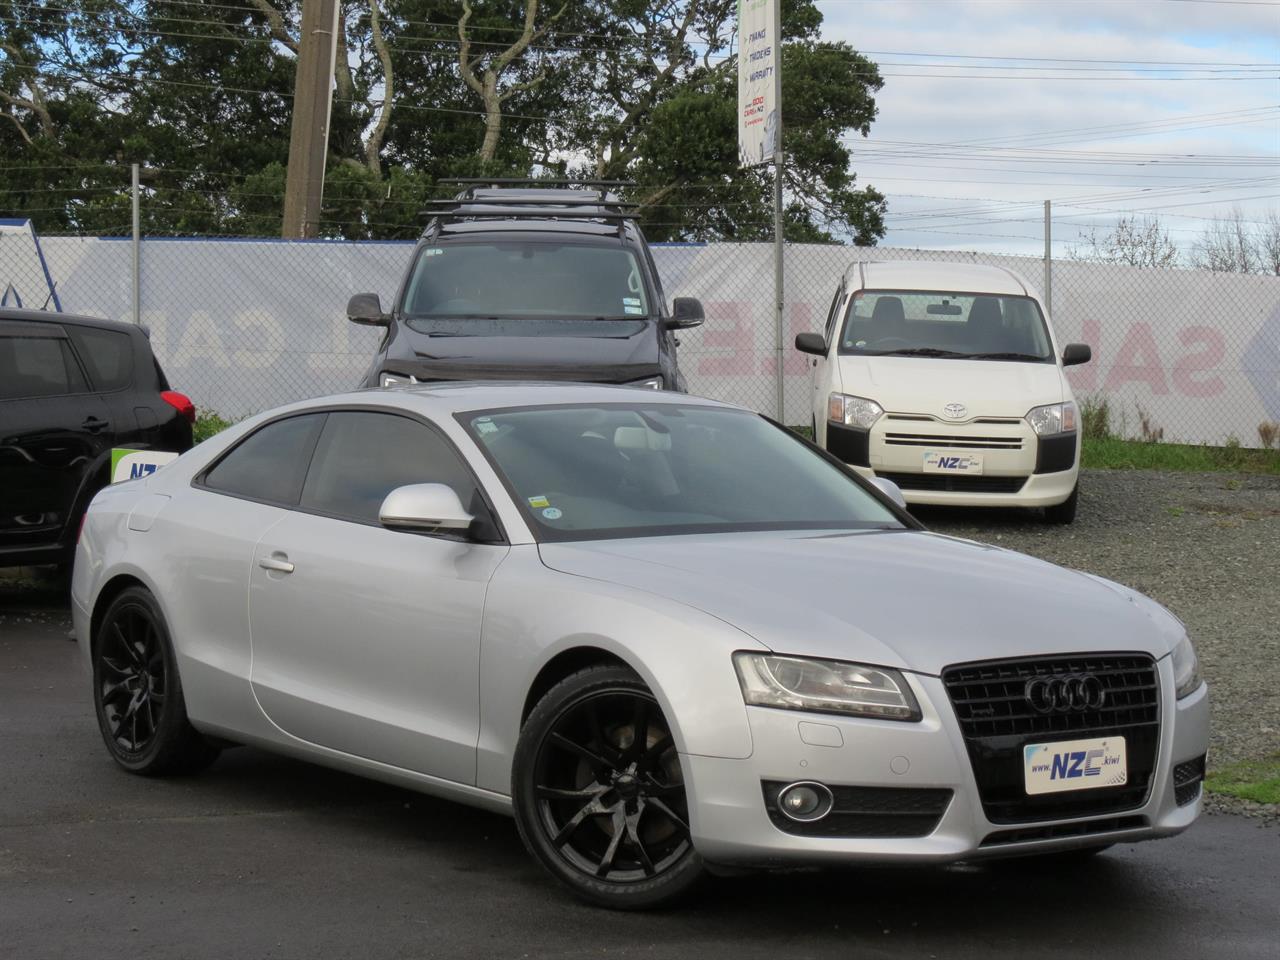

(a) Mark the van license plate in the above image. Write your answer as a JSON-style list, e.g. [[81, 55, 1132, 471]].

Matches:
[[1024, 736, 1127, 795], [923, 452, 983, 474]]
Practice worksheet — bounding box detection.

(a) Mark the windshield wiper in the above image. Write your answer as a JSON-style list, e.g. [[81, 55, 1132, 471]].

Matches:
[[869, 347, 968, 358], [965, 352, 1050, 362]]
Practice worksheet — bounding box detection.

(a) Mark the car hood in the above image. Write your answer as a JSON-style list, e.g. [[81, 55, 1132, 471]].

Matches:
[[384, 318, 661, 383], [837, 355, 1066, 419], [539, 530, 1176, 675]]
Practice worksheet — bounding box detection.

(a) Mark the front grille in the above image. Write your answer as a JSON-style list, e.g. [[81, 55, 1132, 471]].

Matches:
[[981, 815, 1148, 847], [876, 472, 1027, 494], [1173, 755, 1206, 806], [942, 654, 1160, 824], [884, 432, 1022, 450], [762, 782, 953, 838]]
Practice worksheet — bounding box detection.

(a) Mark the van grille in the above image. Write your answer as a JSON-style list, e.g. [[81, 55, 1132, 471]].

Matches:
[[876, 472, 1027, 494], [884, 432, 1022, 450]]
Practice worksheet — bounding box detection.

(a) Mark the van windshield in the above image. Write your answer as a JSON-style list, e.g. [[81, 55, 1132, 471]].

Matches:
[[401, 240, 651, 324], [839, 290, 1053, 361]]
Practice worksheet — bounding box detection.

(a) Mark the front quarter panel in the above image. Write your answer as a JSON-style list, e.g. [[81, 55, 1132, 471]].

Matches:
[[475, 546, 767, 795]]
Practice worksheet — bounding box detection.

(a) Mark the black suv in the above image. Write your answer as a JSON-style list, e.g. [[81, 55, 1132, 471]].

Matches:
[[349, 181, 704, 390], [0, 309, 194, 568]]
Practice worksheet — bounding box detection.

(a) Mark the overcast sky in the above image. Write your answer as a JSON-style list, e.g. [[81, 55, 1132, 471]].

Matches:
[[813, 0, 1280, 255]]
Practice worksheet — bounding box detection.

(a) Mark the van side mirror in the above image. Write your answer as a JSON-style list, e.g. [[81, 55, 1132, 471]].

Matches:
[[795, 332, 828, 356], [666, 297, 705, 330], [379, 483, 473, 534], [1062, 343, 1092, 366], [348, 293, 390, 327]]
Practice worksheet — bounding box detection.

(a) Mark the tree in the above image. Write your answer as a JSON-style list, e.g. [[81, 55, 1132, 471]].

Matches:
[[1191, 208, 1280, 276], [1068, 215, 1180, 268]]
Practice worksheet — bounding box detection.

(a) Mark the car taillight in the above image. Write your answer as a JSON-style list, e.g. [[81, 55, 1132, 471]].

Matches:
[[161, 390, 196, 424]]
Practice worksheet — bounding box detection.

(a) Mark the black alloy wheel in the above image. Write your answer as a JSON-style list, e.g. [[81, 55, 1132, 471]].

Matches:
[[92, 586, 219, 775], [513, 665, 703, 909]]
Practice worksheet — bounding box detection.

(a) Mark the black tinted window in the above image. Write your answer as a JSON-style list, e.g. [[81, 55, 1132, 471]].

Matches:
[[68, 326, 134, 391], [0, 335, 88, 399], [301, 412, 477, 523], [203, 414, 325, 505]]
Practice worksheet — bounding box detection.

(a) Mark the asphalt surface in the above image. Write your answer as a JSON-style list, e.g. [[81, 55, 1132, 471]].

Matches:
[[2, 573, 1277, 960]]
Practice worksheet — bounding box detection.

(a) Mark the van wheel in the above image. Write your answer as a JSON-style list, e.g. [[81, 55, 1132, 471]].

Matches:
[[1044, 483, 1078, 525]]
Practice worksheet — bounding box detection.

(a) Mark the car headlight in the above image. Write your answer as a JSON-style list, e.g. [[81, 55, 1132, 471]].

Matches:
[[628, 376, 664, 390], [828, 393, 884, 430], [733, 652, 921, 721], [1026, 401, 1077, 435], [379, 372, 418, 387], [1171, 635, 1203, 699]]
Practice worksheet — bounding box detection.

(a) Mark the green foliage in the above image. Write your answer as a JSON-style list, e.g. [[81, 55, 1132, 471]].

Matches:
[[1082, 436, 1280, 475], [193, 410, 235, 444], [1079, 395, 1114, 441], [1206, 755, 1280, 805]]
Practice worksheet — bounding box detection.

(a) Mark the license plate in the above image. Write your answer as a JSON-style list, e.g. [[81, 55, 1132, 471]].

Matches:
[[1024, 736, 1127, 795], [923, 451, 983, 474]]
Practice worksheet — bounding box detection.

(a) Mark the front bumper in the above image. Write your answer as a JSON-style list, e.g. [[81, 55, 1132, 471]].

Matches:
[[682, 662, 1208, 866]]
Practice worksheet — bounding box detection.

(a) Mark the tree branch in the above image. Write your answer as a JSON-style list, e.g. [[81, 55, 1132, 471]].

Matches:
[[364, 0, 394, 175], [248, 0, 299, 54]]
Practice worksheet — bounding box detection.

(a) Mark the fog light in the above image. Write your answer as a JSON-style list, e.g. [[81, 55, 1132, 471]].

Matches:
[[777, 781, 834, 822]]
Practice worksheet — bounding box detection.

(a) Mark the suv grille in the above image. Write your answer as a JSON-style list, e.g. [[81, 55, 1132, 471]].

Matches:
[[942, 654, 1160, 824], [876, 472, 1027, 494]]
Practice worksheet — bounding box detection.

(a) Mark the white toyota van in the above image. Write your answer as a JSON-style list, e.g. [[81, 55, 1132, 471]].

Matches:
[[796, 261, 1092, 523]]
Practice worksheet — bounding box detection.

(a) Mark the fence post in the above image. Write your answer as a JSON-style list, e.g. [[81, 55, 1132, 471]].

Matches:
[[131, 162, 141, 325], [1043, 199, 1052, 317]]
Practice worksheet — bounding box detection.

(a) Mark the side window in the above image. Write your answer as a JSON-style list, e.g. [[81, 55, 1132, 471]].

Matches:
[[0, 334, 88, 399], [67, 326, 134, 391], [300, 411, 478, 524], [202, 414, 325, 505]]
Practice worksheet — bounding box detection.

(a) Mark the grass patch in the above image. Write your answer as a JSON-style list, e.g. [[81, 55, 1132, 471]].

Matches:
[[1082, 436, 1280, 475], [193, 410, 235, 444], [1206, 754, 1280, 805]]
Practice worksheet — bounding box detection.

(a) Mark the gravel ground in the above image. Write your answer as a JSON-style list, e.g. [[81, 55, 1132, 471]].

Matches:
[[921, 467, 1280, 820]]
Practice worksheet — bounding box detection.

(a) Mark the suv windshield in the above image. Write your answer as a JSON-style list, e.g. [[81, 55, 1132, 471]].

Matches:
[[461, 404, 901, 541], [402, 241, 650, 323], [839, 290, 1053, 361]]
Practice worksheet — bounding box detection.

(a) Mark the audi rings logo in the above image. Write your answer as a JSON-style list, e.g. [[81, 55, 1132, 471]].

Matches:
[[1024, 675, 1106, 714]]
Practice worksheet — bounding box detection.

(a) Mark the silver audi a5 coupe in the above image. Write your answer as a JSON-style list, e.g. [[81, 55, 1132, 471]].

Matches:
[[72, 383, 1209, 908]]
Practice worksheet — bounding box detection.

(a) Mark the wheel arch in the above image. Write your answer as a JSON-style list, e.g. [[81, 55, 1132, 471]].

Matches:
[[89, 572, 151, 651], [520, 645, 632, 727]]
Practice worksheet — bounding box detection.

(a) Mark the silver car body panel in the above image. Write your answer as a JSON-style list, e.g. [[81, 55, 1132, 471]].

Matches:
[[71, 382, 1209, 865]]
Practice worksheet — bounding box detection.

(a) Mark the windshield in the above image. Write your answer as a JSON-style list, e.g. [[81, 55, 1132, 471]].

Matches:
[[839, 290, 1053, 361], [402, 241, 650, 322], [461, 404, 902, 541]]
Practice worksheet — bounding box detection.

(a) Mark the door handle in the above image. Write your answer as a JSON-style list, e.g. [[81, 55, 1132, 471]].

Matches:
[[82, 417, 110, 432], [258, 555, 295, 574]]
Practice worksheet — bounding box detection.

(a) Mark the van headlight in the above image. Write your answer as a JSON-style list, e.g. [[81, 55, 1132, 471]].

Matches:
[[1171, 635, 1203, 699], [1026, 401, 1077, 435], [828, 393, 884, 430], [734, 652, 921, 721]]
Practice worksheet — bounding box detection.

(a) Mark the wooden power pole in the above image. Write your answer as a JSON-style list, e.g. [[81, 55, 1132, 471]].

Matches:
[[282, 0, 341, 239]]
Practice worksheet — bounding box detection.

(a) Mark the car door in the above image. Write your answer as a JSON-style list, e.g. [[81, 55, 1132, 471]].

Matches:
[[247, 408, 509, 784], [0, 319, 111, 558]]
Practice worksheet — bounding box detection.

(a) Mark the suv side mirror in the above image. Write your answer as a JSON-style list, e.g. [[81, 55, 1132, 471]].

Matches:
[[379, 483, 473, 533], [666, 297, 705, 330], [348, 293, 390, 327], [1061, 343, 1092, 366], [795, 332, 828, 356]]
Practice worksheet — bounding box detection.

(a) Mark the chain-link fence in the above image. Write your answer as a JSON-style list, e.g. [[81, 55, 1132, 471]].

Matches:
[[4, 225, 1279, 447]]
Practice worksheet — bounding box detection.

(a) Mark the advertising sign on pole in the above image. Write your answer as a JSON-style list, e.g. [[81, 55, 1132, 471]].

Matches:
[[738, 0, 779, 167]]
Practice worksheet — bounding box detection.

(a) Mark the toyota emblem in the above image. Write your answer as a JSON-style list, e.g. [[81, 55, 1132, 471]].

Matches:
[[943, 402, 967, 419], [1024, 675, 1107, 714]]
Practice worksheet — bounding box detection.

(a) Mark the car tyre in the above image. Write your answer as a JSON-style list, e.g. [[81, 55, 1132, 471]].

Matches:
[[1044, 482, 1079, 524], [92, 586, 219, 776], [512, 664, 704, 909]]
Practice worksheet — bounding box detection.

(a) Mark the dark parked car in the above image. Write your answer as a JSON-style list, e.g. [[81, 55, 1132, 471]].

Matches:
[[0, 308, 194, 568], [350, 180, 705, 391]]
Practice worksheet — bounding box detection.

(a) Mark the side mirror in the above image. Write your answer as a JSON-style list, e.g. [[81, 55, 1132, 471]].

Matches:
[[379, 483, 473, 534], [795, 332, 828, 356], [1061, 343, 1092, 367], [348, 293, 390, 327], [870, 476, 907, 510], [665, 297, 705, 330]]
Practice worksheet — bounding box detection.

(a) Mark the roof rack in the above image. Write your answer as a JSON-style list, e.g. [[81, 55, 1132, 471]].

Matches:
[[437, 177, 636, 189], [420, 190, 641, 235]]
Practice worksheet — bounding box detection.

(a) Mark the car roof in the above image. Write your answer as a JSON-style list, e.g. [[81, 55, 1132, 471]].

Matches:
[[0, 307, 141, 336], [267, 382, 741, 420], [429, 221, 634, 240], [849, 260, 1032, 297]]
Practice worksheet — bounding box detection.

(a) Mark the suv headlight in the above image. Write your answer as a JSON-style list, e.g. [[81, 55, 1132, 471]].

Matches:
[[628, 376, 664, 390], [734, 652, 921, 721], [379, 372, 418, 387], [1171, 635, 1203, 699], [1026, 401, 1077, 435], [828, 393, 884, 430]]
